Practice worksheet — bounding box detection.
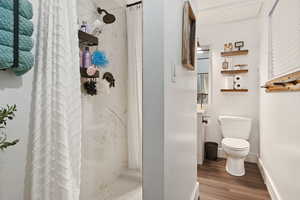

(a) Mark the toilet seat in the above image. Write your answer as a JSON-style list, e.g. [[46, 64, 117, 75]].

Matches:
[[222, 138, 249, 150]]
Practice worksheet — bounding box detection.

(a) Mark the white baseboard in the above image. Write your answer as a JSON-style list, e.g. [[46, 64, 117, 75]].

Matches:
[[258, 158, 282, 200], [218, 148, 258, 163], [190, 182, 199, 200]]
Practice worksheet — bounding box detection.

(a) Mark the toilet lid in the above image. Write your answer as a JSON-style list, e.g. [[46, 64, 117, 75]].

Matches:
[[222, 138, 249, 150]]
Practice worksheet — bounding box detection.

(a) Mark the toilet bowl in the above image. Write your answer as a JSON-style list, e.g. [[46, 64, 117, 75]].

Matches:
[[222, 138, 249, 176], [218, 116, 252, 176]]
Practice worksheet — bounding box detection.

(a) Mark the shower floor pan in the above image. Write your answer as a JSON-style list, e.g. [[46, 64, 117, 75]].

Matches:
[[95, 169, 142, 200]]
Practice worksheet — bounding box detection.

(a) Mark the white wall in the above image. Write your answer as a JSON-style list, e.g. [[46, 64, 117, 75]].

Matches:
[[198, 19, 260, 162], [163, 0, 198, 199], [0, 72, 34, 200], [259, 0, 300, 199], [143, 0, 199, 200], [0, 0, 38, 199]]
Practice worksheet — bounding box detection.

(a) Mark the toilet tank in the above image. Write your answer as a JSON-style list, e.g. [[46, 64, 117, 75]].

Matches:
[[218, 116, 252, 140]]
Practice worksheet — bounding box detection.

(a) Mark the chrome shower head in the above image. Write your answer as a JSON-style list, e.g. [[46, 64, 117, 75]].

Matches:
[[97, 7, 116, 24]]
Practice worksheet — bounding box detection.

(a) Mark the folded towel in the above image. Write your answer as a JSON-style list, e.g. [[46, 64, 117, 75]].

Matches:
[[0, 7, 34, 36], [0, 45, 34, 76], [0, 0, 33, 20], [0, 30, 33, 51]]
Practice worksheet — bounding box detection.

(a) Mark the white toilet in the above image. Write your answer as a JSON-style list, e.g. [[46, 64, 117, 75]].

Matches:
[[218, 116, 252, 176]]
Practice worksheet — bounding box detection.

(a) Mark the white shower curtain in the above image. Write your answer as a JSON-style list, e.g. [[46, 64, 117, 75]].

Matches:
[[126, 4, 143, 170], [29, 0, 82, 199]]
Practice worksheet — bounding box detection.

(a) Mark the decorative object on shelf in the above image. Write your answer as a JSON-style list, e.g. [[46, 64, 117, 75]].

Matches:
[[182, 1, 196, 71], [224, 44, 229, 52], [261, 70, 300, 92], [0, 0, 34, 76], [103, 72, 115, 88], [92, 50, 109, 68], [221, 41, 248, 57], [222, 59, 229, 70], [0, 104, 19, 150], [235, 41, 244, 51], [228, 43, 233, 51]]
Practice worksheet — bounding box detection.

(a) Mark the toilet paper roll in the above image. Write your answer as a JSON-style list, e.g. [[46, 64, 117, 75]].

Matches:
[[234, 82, 243, 89], [224, 77, 234, 89], [234, 75, 242, 82]]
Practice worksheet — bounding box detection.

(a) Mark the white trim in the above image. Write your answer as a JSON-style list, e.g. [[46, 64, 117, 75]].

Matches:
[[218, 148, 258, 163], [190, 182, 199, 200], [258, 158, 282, 200]]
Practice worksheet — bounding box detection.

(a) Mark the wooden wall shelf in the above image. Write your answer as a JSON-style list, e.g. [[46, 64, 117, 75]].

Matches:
[[221, 89, 248, 92], [235, 64, 248, 67], [78, 30, 98, 46], [261, 70, 300, 92], [221, 50, 249, 57], [221, 69, 248, 74]]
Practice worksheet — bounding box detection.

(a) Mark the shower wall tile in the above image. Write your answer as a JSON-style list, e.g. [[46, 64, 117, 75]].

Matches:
[[78, 1, 128, 199]]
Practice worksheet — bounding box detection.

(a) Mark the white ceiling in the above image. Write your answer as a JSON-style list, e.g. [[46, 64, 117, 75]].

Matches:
[[198, 0, 263, 25]]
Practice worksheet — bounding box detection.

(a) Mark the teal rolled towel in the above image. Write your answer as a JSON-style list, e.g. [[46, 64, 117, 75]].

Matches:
[[0, 7, 34, 36], [0, 45, 34, 76], [0, 30, 33, 51], [0, 0, 33, 20]]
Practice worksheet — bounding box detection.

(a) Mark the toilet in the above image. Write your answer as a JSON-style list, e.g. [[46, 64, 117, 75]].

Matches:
[[218, 116, 252, 176]]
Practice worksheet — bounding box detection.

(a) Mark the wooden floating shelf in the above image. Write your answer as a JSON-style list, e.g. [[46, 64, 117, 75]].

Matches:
[[221, 50, 249, 57], [221, 69, 248, 74], [235, 64, 248, 67], [78, 30, 98, 46], [262, 70, 300, 92], [221, 89, 248, 92]]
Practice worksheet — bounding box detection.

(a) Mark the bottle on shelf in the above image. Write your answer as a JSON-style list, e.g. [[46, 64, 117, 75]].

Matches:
[[80, 21, 88, 32], [82, 47, 92, 68]]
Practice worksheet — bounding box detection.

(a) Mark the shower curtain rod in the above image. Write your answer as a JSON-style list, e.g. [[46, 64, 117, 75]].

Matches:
[[126, 1, 142, 8]]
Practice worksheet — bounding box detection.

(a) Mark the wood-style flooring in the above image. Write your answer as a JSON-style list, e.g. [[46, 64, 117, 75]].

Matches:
[[198, 159, 271, 200]]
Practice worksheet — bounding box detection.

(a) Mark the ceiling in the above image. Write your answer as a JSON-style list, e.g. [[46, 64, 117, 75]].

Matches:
[[198, 0, 263, 25]]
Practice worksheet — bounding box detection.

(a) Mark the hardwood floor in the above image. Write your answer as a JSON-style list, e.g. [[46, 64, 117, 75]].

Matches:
[[197, 159, 271, 200]]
